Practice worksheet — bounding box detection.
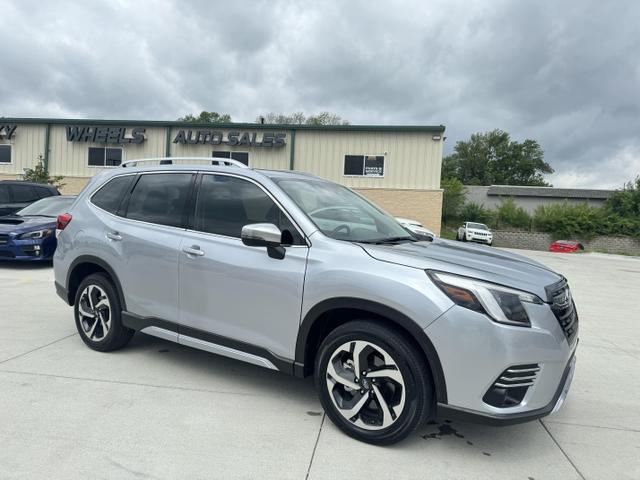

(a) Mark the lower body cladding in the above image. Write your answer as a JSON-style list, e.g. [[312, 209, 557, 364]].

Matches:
[[428, 303, 577, 424]]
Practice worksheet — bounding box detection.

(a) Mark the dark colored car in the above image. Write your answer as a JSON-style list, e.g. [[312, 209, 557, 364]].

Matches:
[[549, 240, 584, 253], [0, 181, 60, 217], [0, 196, 76, 261]]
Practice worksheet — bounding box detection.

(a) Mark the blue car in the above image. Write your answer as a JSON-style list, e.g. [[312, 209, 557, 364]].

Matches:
[[0, 195, 76, 261]]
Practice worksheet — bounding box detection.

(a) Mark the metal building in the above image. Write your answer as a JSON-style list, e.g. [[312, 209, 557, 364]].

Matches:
[[0, 119, 445, 232]]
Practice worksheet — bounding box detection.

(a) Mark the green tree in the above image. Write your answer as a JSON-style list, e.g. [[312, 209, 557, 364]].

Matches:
[[178, 111, 232, 123], [22, 155, 65, 189], [443, 129, 554, 186], [256, 112, 349, 125], [441, 177, 466, 223], [605, 176, 640, 218]]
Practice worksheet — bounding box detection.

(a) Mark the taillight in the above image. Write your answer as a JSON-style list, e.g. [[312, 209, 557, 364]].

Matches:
[[57, 213, 73, 231]]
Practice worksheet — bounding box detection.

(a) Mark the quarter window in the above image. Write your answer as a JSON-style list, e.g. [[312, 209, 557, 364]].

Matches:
[[125, 173, 193, 227], [194, 174, 303, 244], [91, 175, 137, 215], [88, 147, 123, 167], [343, 155, 385, 177], [212, 151, 249, 166], [0, 145, 11, 163], [35, 186, 54, 199]]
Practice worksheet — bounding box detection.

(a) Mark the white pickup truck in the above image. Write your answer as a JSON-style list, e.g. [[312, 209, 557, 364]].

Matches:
[[456, 221, 493, 245]]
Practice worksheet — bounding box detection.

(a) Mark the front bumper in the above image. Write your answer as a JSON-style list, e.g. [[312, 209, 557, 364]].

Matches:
[[437, 354, 576, 425], [0, 237, 55, 261], [467, 233, 493, 244], [425, 302, 578, 424]]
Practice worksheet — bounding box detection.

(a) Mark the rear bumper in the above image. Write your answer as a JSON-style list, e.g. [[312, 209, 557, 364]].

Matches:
[[55, 281, 70, 305], [437, 354, 576, 425]]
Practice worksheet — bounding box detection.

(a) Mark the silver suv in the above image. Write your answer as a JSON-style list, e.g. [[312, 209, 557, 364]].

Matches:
[[54, 158, 578, 445]]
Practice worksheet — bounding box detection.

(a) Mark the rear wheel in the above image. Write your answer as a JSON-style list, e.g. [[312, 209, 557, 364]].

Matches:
[[74, 273, 133, 352], [315, 320, 433, 445]]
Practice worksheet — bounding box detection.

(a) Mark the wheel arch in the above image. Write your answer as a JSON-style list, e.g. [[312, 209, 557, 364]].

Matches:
[[295, 297, 447, 404], [66, 255, 126, 310]]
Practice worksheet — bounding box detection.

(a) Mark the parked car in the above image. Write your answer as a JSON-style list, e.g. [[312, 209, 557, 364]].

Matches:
[[0, 180, 60, 216], [456, 221, 493, 245], [396, 217, 436, 241], [53, 158, 578, 445], [0, 196, 76, 261], [549, 240, 584, 253]]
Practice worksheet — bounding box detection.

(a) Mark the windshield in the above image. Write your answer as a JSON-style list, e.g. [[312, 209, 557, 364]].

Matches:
[[468, 222, 488, 230], [16, 196, 75, 217], [275, 178, 414, 243]]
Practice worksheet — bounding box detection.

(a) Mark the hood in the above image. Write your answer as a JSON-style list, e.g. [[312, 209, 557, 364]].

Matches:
[[0, 216, 57, 235], [359, 238, 561, 301]]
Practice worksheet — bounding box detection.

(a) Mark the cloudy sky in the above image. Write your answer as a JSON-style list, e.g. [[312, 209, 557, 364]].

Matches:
[[2, 0, 639, 188]]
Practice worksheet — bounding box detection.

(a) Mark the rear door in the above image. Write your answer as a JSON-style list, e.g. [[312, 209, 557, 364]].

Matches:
[[103, 172, 195, 321], [0, 185, 11, 216], [178, 173, 308, 361]]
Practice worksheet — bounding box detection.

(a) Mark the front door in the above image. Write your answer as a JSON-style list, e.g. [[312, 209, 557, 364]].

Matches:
[[178, 173, 308, 361]]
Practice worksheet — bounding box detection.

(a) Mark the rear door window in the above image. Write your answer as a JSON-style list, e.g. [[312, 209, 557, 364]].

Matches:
[[125, 173, 193, 228], [0, 186, 8, 203], [10, 185, 38, 203], [91, 175, 137, 215]]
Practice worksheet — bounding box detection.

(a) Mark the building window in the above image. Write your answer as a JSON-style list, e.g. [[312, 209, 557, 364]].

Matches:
[[212, 151, 249, 166], [343, 155, 385, 177], [0, 145, 11, 164], [88, 147, 123, 167]]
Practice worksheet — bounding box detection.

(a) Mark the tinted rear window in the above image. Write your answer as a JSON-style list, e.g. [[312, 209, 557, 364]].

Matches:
[[125, 173, 193, 227], [91, 175, 137, 215], [10, 185, 38, 203]]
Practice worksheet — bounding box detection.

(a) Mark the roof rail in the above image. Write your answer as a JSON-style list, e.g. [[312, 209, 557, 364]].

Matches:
[[120, 157, 250, 169]]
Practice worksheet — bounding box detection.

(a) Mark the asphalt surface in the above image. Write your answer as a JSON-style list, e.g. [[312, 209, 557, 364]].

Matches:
[[0, 250, 638, 479]]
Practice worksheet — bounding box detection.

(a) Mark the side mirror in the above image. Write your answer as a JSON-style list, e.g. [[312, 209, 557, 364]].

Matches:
[[241, 223, 285, 259]]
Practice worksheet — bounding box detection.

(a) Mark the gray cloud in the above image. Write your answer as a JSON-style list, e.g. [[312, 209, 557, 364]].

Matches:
[[1, 0, 639, 187]]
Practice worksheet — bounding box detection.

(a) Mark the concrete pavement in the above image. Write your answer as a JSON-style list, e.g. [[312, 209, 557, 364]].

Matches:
[[0, 251, 638, 479]]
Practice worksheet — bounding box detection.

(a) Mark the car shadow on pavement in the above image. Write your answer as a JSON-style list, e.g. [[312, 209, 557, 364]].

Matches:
[[121, 331, 319, 405], [0, 260, 53, 269]]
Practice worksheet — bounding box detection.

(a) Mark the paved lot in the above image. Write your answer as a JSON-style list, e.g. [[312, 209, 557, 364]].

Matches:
[[0, 250, 639, 479]]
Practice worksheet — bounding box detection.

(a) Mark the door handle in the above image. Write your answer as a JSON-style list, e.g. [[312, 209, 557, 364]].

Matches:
[[106, 231, 122, 241], [183, 245, 205, 257]]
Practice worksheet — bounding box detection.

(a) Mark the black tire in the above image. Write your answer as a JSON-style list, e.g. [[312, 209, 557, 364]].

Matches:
[[74, 273, 133, 352], [315, 320, 433, 445]]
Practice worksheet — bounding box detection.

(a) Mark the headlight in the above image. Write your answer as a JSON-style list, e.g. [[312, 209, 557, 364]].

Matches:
[[428, 271, 543, 326], [17, 229, 53, 240]]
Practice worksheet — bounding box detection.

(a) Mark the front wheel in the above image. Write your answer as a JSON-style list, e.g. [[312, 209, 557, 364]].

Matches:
[[315, 320, 433, 445]]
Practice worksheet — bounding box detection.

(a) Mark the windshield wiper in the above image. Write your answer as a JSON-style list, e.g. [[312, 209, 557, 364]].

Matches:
[[359, 236, 418, 245]]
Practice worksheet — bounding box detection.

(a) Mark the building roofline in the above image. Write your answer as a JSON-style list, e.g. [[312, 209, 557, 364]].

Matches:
[[485, 185, 613, 199], [0, 117, 446, 133]]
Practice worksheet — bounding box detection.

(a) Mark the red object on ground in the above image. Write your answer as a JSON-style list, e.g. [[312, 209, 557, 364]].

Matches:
[[549, 240, 584, 253]]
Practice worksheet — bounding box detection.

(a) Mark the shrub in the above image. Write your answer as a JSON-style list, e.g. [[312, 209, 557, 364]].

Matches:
[[460, 202, 494, 225], [22, 155, 65, 189], [532, 202, 604, 239], [494, 198, 531, 229]]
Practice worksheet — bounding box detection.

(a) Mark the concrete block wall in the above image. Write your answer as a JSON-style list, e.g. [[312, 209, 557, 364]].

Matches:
[[493, 230, 640, 256]]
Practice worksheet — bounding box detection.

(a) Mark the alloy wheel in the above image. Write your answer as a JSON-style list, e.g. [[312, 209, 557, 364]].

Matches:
[[326, 340, 406, 430], [77, 285, 111, 341]]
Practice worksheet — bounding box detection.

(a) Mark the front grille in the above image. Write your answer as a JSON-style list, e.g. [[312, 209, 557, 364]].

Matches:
[[550, 284, 579, 343], [0, 234, 8, 245], [483, 363, 540, 408]]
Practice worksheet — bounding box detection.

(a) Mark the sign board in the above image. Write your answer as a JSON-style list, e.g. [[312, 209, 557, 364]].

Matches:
[[66, 126, 146, 144], [173, 130, 286, 147]]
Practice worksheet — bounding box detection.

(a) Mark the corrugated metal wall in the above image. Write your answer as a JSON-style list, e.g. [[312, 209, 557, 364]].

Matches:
[[294, 131, 442, 189], [48, 126, 166, 177], [1, 123, 444, 192], [0, 125, 46, 175]]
